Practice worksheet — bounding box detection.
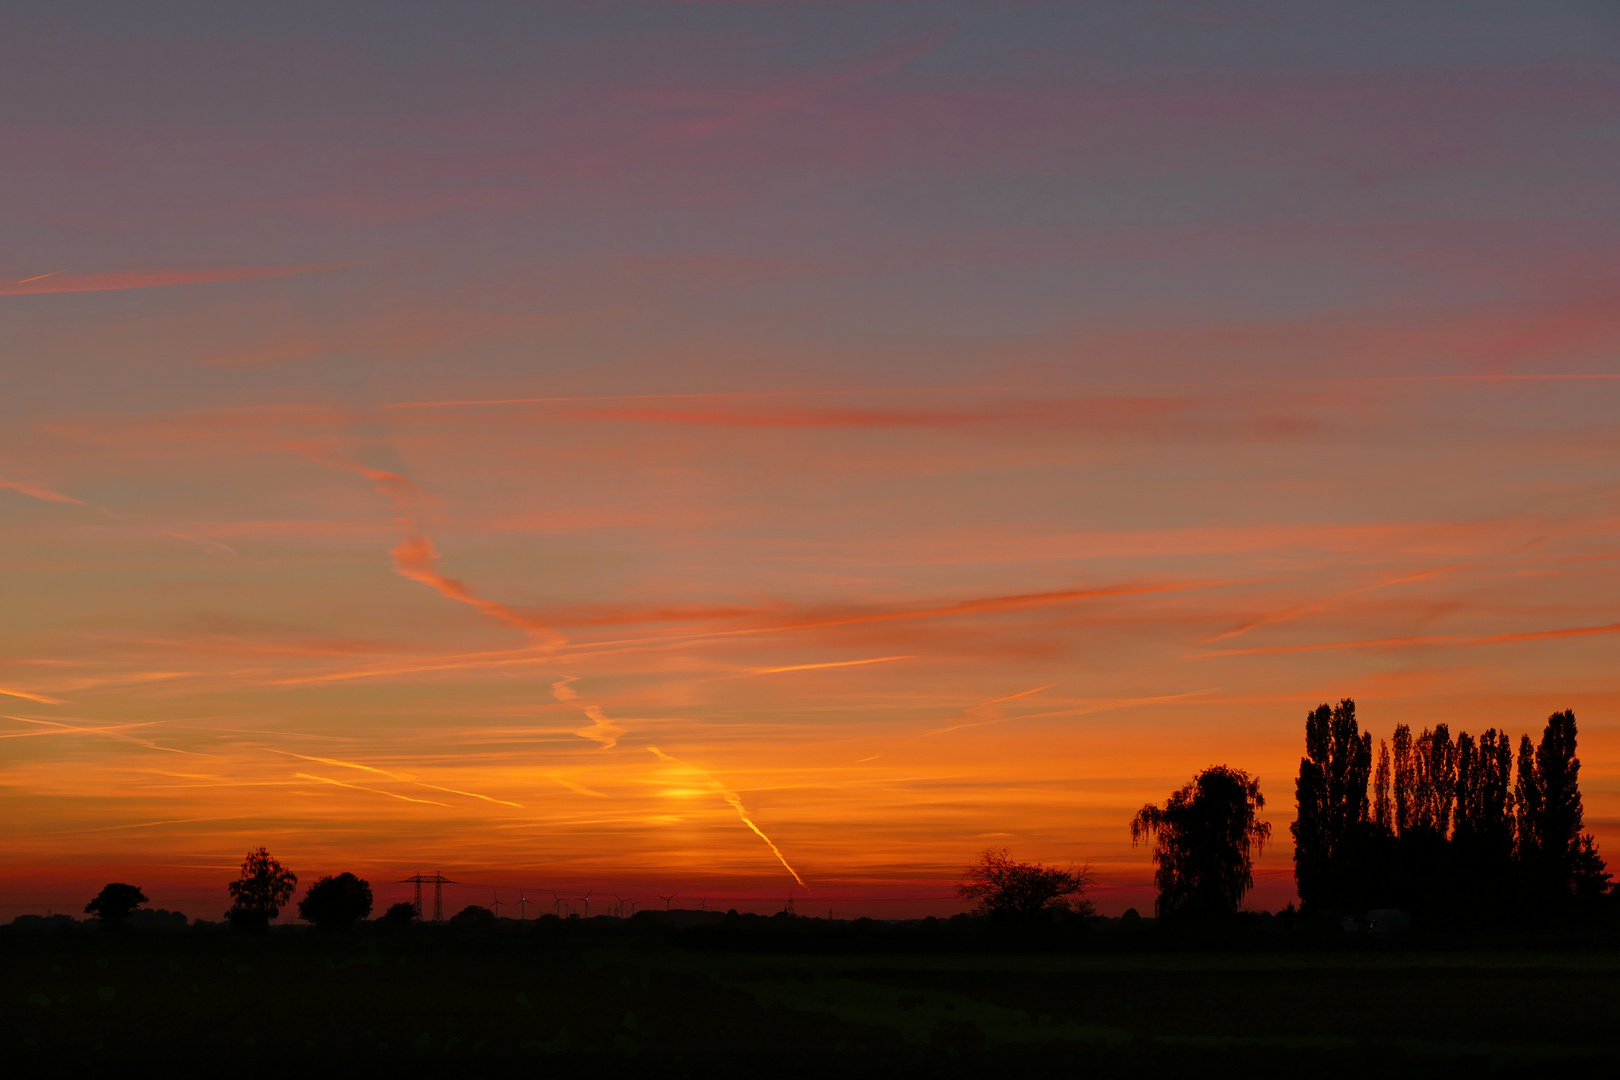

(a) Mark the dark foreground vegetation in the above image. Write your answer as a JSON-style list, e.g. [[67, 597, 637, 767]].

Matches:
[[6, 912, 1620, 1079]]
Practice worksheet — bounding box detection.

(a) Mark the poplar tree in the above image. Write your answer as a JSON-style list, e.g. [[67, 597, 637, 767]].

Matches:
[[1373, 739, 1393, 835], [1292, 699, 1371, 911], [1392, 724, 1415, 835], [1516, 710, 1607, 904], [1411, 725, 1457, 838]]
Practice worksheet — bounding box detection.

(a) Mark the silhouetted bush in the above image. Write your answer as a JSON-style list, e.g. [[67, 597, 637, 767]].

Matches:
[[957, 848, 1096, 922], [296, 872, 374, 929], [127, 908, 188, 930], [450, 904, 496, 928], [381, 901, 418, 925]]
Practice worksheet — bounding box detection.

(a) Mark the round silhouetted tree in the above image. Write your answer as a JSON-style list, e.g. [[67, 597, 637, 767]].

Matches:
[[85, 883, 148, 925], [1132, 765, 1271, 921], [450, 904, 496, 928], [297, 873, 374, 929], [226, 847, 297, 932], [957, 848, 1095, 922], [380, 902, 419, 925]]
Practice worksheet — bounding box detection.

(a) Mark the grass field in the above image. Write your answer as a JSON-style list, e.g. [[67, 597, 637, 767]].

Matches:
[[6, 921, 1619, 1077]]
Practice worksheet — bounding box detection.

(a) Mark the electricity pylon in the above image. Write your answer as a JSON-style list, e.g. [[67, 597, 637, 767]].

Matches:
[[400, 872, 456, 921]]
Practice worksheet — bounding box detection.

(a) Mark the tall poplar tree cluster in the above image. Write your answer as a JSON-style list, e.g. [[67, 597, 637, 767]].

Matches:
[[1293, 702, 1610, 920]]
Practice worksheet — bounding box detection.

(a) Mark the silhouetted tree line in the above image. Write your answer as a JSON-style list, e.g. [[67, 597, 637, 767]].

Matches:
[[67, 703, 1614, 939], [1293, 700, 1611, 922], [79, 849, 384, 932]]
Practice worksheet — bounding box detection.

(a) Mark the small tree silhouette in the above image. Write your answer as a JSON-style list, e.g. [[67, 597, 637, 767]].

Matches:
[[1132, 765, 1270, 920], [85, 883, 148, 925], [450, 904, 496, 928], [226, 847, 296, 932], [296, 873, 374, 929], [381, 901, 419, 924], [956, 848, 1095, 922]]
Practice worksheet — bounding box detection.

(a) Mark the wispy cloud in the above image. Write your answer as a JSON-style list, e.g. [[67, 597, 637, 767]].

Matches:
[[265, 748, 522, 807], [672, 27, 953, 138], [297, 447, 567, 647], [0, 264, 344, 296], [0, 687, 65, 705], [1200, 620, 1620, 656], [0, 479, 85, 505], [390, 533, 564, 644], [742, 655, 913, 677], [1202, 563, 1472, 643], [574, 704, 627, 749], [294, 772, 450, 807], [924, 689, 1215, 735]]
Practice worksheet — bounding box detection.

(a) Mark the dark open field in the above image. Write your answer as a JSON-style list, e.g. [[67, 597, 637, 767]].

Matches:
[[6, 920, 1619, 1078]]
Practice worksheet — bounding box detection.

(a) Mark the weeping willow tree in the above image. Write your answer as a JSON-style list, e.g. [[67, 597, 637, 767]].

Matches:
[[1131, 766, 1271, 920]]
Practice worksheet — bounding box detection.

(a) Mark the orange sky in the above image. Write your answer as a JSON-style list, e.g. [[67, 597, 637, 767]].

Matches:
[[2, 3, 1618, 920]]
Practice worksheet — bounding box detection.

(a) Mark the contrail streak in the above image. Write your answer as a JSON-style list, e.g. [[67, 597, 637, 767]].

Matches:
[[1202, 563, 1471, 643], [922, 689, 1215, 734], [295, 773, 450, 807], [746, 655, 912, 676], [266, 749, 522, 806], [1199, 620, 1620, 656], [0, 686, 65, 704], [648, 746, 807, 890]]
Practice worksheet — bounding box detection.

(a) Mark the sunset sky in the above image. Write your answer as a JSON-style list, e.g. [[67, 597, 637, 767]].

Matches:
[[3, 2, 1618, 921]]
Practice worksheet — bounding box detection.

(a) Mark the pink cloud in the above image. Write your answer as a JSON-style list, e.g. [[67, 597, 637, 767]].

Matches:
[[0, 479, 84, 505]]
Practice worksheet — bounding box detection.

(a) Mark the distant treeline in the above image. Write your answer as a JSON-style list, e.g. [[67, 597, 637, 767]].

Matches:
[[1292, 702, 1610, 921], [31, 701, 1616, 940]]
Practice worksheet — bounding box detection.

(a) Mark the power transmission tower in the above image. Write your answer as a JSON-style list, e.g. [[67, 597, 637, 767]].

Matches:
[[400, 872, 456, 921]]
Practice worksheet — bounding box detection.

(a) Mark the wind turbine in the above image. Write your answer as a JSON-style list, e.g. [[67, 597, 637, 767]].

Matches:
[[658, 894, 676, 911], [517, 890, 529, 920], [490, 891, 503, 918]]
